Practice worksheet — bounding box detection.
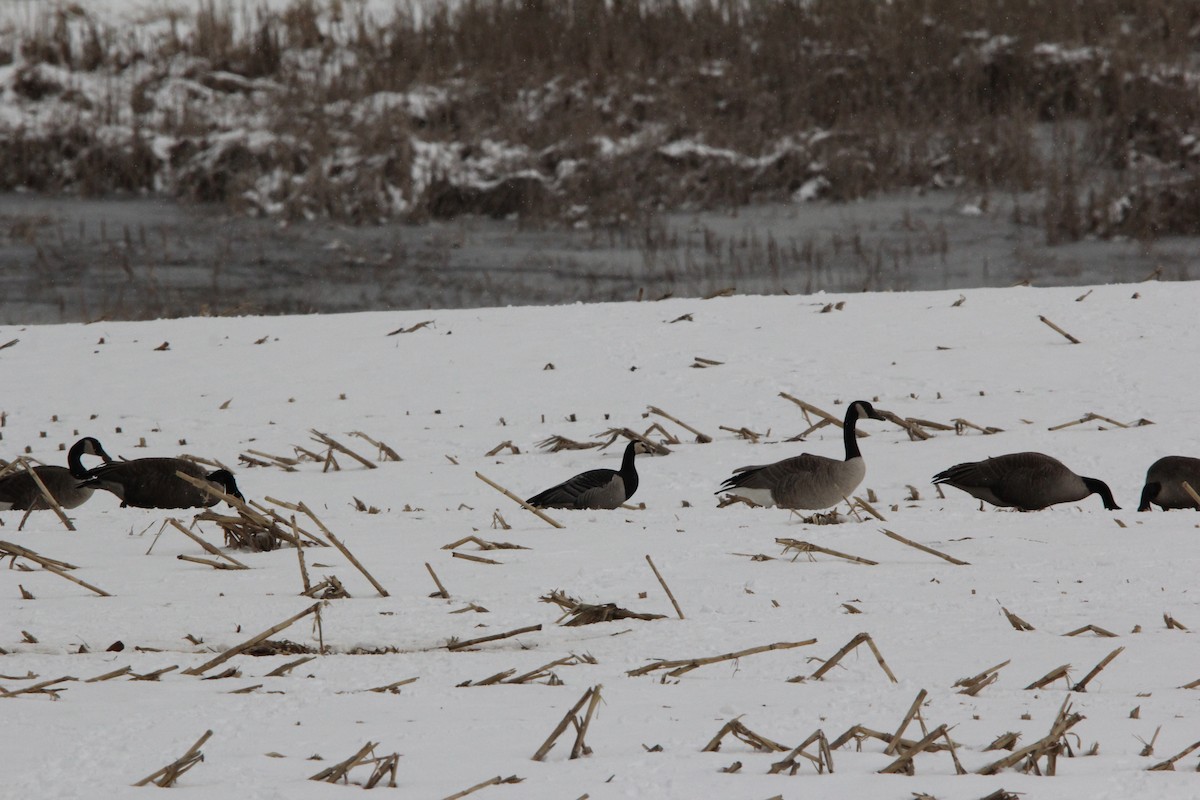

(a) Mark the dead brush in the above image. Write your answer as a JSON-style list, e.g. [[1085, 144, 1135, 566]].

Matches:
[[541, 590, 666, 626]]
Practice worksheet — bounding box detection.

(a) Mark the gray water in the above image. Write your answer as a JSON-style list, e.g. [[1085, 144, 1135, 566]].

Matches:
[[0, 189, 1192, 324]]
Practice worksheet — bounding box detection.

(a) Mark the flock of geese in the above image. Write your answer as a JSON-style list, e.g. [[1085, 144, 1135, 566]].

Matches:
[[2, 400, 1198, 516]]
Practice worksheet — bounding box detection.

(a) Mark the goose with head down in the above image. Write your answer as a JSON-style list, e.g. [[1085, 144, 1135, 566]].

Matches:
[[932, 451, 1120, 511], [0, 436, 113, 511], [716, 400, 885, 509], [526, 439, 651, 510], [1138, 456, 1200, 511], [80, 457, 244, 509]]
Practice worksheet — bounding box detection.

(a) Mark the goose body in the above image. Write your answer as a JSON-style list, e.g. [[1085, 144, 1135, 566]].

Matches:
[[526, 440, 649, 510], [932, 451, 1120, 511], [80, 458, 243, 509], [717, 400, 884, 509], [1138, 456, 1200, 511], [0, 437, 113, 511]]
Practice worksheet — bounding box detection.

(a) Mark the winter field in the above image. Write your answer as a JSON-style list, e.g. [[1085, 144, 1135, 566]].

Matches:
[[1, 282, 1198, 798]]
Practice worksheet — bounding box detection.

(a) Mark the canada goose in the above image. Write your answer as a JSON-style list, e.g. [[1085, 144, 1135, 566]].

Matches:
[[716, 400, 885, 509], [932, 452, 1120, 511], [526, 440, 651, 509], [80, 459, 244, 509], [1138, 456, 1200, 511], [0, 437, 113, 511]]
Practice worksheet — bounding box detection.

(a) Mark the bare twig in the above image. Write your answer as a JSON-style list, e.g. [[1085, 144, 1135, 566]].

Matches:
[[645, 555, 684, 620], [475, 471, 564, 529], [880, 528, 969, 565], [627, 639, 816, 678], [182, 603, 321, 676]]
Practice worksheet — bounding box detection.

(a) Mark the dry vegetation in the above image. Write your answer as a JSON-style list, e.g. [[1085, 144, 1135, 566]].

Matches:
[[2, 0, 1200, 240]]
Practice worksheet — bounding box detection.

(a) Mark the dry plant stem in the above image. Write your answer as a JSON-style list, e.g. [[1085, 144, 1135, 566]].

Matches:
[[878, 724, 949, 774], [310, 429, 377, 469], [298, 502, 389, 597], [265, 656, 316, 677], [1181, 481, 1200, 507], [134, 729, 213, 787], [850, 495, 887, 521], [182, 602, 321, 676], [1, 675, 76, 697], [876, 410, 931, 440], [645, 405, 711, 443], [775, 538, 878, 566], [1002, 607, 1036, 631], [1071, 646, 1125, 692], [474, 471, 564, 529], [808, 632, 898, 683], [571, 683, 604, 759], [531, 685, 599, 762], [0, 541, 77, 570], [167, 519, 249, 569], [443, 775, 523, 800], [349, 431, 402, 461], [36, 560, 110, 597], [645, 554, 685, 620], [86, 665, 133, 682], [452, 551, 501, 565], [880, 528, 969, 565], [448, 624, 542, 651], [1064, 624, 1118, 637], [702, 719, 789, 753], [295, 539, 311, 593], [778, 394, 867, 435], [18, 460, 75, 531], [1038, 315, 1081, 344], [426, 562, 450, 598], [309, 741, 377, 782], [1047, 411, 1130, 431], [977, 698, 1083, 775], [177, 554, 241, 570], [1024, 664, 1072, 690], [627, 638, 816, 677], [768, 729, 835, 774], [1147, 740, 1200, 771], [884, 689, 928, 755]]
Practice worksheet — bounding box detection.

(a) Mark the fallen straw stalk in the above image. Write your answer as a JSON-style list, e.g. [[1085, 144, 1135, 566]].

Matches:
[[880, 528, 969, 565], [627, 638, 817, 678], [883, 689, 928, 755], [531, 684, 602, 762], [977, 698, 1083, 775], [182, 603, 322, 676], [878, 724, 950, 774], [1182, 481, 1200, 508], [17, 459, 75, 531], [1071, 646, 1125, 692], [442, 775, 524, 800], [805, 632, 898, 683], [775, 538, 878, 566], [702, 718, 789, 753], [768, 729, 835, 775], [310, 429, 377, 469], [474, 471, 564, 529], [777, 394, 866, 435], [0, 541, 110, 597], [167, 518, 249, 569], [425, 562, 450, 598], [1038, 314, 1081, 344], [645, 554, 685, 619], [134, 730, 213, 787], [645, 405, 711, 443], [297, 502, 389, 597], [447, 624, 542, 651], [1147, 740, 1200, 771]]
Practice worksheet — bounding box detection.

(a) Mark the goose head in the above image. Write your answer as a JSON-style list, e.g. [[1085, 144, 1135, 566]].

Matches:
[[207, 469, 244, 502], [68, 436, 113, 478], [847, 400, 885, 424]]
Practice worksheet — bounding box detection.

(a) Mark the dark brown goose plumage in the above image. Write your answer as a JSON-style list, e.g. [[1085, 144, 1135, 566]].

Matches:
[[80, 458, 243, 509], [526, 440, 650, 509], [0, 437, 113, 511], [933, 451, 1120, 511], [1138, 456, 1200, 511], [717, 400, 884, 509]]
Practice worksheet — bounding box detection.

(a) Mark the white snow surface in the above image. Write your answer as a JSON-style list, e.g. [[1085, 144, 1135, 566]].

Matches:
[[2, 283, 1199, 797]]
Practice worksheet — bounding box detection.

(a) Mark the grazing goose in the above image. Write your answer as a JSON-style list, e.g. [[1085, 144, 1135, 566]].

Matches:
[[932, 452, 1120, 511], [0, 437, 113, 511], [80, 458, 244, 509], [716, 399, 885, 509], [1138, 456, 1200, 511], [526, 440, 651, 509]]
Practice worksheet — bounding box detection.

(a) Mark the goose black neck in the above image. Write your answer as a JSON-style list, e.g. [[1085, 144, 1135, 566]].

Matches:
[[1083, 477, 1120, 511], [619, 441, 640, 497], [1137, 482, 1160, 512], [842, 405, 863, 460], [67, 439, 90, 478]]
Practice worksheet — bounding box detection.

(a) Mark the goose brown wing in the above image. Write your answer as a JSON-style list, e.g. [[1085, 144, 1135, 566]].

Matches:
[[527, 468, 623, 509]]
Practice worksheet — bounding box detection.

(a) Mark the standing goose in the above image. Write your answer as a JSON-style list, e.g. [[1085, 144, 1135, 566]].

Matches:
[[0, 437, 113, 511], [1138, 456, 1200, 511], [932, 452, 1120, 511], [79, 458, 244, 509], [526, 440, 651, 509], [716, 399, 885, 509]]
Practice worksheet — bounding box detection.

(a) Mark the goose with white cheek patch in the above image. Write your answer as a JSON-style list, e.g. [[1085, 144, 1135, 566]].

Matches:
[[717, 400, 885, 509], [1138, 456, 1200, 511], [0, 436, 113, 510], [932, 452, 1119, 511], [526, 440, 651, 510], [79, 458, 244, 509]]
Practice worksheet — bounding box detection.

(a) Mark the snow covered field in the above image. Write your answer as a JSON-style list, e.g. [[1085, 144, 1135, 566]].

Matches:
[[2, 282, 1199, 798]]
